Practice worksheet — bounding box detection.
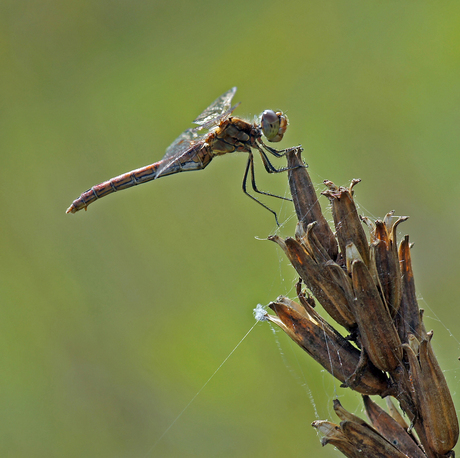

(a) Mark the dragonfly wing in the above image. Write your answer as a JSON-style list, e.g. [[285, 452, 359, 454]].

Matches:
[[163, 126, 203, 159], [156, 88, 238, 178], [156, 126, 206, 177], [193, 87, 237, 125], [197, 102, 241, 130], [155, 140, 208, 178]]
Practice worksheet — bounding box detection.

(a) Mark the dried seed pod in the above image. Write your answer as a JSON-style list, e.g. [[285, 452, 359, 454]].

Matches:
[[296, 221, 332, 264], [368, 214, 407, 318], [363, 396, 426, 458], [265, 151, 457, 457], [312, 420, 358, 456], [322, 179, 370, 267], [267, 296, 388, 395], [385, 397, 409, 431], [300, 223, 356, 320], [313, 412, 410, 458], [395, 235, 425, 342], [286, 148, 338, 260], [340, 420, 409, 458], [269, 235, 356, 329], [351, 259, 403, 372], [373, 237, 399, 316], [334, 396, 422, 457], [404, 332, 459, 455], [333, 399, 370, 426]]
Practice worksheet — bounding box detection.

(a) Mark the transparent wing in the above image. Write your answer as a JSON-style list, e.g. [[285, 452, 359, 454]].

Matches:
[[154, 126, 204, 178], [161, 126, 204, 162], [193, 87, 237, 125], [156, 87, 238, 177]]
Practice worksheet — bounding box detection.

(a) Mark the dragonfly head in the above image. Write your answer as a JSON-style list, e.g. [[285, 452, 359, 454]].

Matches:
[[260, 110, 289, 142]]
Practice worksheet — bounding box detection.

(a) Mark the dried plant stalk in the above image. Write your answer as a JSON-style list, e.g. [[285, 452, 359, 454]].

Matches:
[[262, 147, 458, 458]]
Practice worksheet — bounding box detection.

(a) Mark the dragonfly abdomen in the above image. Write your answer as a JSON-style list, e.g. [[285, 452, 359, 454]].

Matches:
[[66, 144, 215, 214], [65, 162, 163, 214]]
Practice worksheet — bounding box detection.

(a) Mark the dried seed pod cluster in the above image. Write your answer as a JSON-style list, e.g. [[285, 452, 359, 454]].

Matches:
[[263, 148, 458, 458]]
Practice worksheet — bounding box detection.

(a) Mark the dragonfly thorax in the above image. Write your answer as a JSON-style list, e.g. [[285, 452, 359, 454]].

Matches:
[[210, 117, 261, 155]]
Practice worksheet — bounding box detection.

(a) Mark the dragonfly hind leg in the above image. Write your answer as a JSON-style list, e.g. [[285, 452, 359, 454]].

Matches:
[[242, 153, 292, 226]]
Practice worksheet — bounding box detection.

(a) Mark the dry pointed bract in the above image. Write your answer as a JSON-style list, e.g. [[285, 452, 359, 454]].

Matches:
[[268, 234, 356, 330], [322, 179, 370, 267], [363, 396, 426, 458], [404, 333, 459, 455], [351, 258, 403, 372], [363, 212, 407, 318], [266, 296, 388, 395], [396, 235, 425, 343], [286, 148, 338, 259]]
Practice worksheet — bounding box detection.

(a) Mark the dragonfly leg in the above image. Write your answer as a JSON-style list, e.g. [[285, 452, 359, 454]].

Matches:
[[242, 153, 281, 226], [256, 144, 306, 175], [249, 152, 292, 202], [257, 147, 288, 173], [242, 153, 295, 226], [259, 141, 303, 158]]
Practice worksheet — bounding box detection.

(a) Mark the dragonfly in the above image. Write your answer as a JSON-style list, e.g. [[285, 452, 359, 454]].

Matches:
[[66, 87, 296, 224]]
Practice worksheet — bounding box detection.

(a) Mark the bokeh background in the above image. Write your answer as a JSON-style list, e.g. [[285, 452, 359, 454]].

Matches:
[[2, 1, 460, 456]]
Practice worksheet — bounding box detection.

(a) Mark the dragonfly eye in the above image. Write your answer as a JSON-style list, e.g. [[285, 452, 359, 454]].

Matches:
[[261, 110, 288, 143]]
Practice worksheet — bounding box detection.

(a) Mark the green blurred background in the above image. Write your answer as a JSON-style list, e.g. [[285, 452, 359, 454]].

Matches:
[[2, 1, 460, 456]]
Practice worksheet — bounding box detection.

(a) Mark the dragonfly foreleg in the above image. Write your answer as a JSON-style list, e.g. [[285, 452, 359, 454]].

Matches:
[[258, 140, 286, 158], [259, 140, 303, 158], [257, 144, 307, 176]]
